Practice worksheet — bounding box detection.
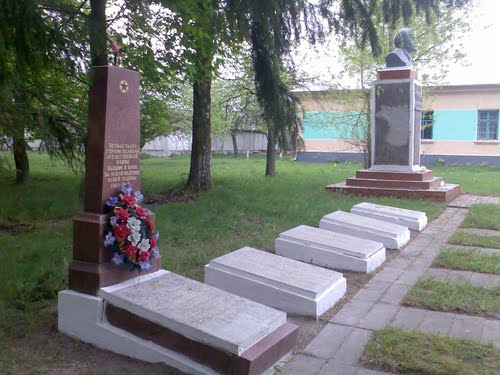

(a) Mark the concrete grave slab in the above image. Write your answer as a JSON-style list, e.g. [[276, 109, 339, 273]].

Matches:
[[351, 202, 427, 231], [205, 247, 346, 318], [275, 225, 386, 273], [98, 270, 287, 356], [320, 211, 410, 249]]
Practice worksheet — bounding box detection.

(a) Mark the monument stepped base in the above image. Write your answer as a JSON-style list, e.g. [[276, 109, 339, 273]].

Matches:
[[327, 169, 461, 202], [205, 247, 346, 318], [59, 270, 297, 375]]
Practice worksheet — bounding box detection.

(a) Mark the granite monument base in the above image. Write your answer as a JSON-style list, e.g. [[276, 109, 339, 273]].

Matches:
[[326, 169, 461, 202], [205, 247, 346, 318], [59, 270, 298, 375], [275, 225, 386, 273], [319, 210, 410, 250]]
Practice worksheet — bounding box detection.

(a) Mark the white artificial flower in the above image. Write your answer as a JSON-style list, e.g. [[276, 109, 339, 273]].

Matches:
[[127, 231, 141, 246], [126, 217, 141, 231], [138, 238, 150, 252]]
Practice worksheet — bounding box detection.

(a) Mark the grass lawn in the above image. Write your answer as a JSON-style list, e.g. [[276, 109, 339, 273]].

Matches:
[[402, 277, 500, 317], [0, 152, 497, 372], [449, 232, 500, 249], [361, 327, 499, 375], [461, 204, 500, 231], [431, 164, 500, 196], [434, 248, 500, 274]]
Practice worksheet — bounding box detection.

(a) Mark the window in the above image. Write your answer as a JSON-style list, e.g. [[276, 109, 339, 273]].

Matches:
[[421, 110, 433, 140], [477, 110, 499, 140]]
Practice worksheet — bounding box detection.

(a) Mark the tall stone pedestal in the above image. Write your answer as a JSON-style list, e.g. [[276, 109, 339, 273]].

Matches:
[[327, 68, 460, 202]]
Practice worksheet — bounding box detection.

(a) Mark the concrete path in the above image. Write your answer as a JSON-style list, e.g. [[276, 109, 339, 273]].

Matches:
[[460, 228, 500, 237], [442, 244, 500, 255], [281, 196, 500, 375]]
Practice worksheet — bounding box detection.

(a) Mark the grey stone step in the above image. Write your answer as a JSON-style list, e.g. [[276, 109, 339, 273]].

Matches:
[[460, 228, 500, 237], [275, 225, 386, 273], [205, 247, 347, 318], [320, 211, 410, 249], [443, 245, 500, 256], [351, 202, 427, 231], [99, 270, 287, 355]]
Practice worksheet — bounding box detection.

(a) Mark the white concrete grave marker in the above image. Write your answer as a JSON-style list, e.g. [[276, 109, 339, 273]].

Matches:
[[320, 210, 410, 249], [275, 225, 386, 273], [205, 247, 346, 318], [351, 202, 427, 231]]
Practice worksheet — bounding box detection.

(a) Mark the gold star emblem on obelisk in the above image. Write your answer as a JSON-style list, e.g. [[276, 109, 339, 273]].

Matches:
[[119, 80, 129, 93]]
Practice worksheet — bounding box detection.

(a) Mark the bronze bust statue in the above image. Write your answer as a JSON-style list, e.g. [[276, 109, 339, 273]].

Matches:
[[385, 28, 417, 68]]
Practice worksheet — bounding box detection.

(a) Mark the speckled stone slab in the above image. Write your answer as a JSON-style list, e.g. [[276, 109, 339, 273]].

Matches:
[[320, 210, 410, 249], [351, 202, 427, 231], [99, 270, 286, 355], [205, 247, 346, 317]]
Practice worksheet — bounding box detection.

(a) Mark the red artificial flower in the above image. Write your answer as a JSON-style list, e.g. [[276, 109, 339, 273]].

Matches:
[[114, 224, 131, 239], [120, 194, 136, 207], [146, 219, 154, 232], [114, 207, 129, 222], [135, 206, 147, 219], [123, 244, 139, 261], [150, 237, 156, 248], [138, 251, 150, 262]]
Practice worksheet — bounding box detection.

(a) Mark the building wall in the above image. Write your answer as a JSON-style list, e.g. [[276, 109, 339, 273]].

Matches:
[[298, 85, 500, 157]]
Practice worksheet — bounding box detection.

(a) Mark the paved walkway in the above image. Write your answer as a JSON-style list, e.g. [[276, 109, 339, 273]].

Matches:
[[281, 196, 500, 375]]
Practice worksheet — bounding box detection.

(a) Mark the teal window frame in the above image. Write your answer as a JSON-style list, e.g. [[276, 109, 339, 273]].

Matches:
[[421, 110, 433, 140], [477, 110, 499, 140]]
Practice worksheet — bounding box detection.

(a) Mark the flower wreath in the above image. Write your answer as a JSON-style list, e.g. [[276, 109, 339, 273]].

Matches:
[[104, 183, 159, 271]]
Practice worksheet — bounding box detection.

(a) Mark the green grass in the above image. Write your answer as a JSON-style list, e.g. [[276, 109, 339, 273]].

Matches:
[[361, 327, 499, 375], [403, 277, 500, 316], [431, 164, 500, 196], [462, 204, 500, 230], [449, 232, 500, 249], [434, 247, 500, 274]]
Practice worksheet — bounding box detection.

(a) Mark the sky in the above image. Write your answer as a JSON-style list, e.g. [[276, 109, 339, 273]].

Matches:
[[292, 0, 500, 87]]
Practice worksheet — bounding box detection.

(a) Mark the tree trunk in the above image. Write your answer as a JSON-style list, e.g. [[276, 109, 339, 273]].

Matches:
[[364, 91, 372, 169], [231, 130, 238, 157], [186, 76, 212, 190], [89, 0, 107, 66], [13, 127, 29, 184], [265, 129, 275, 177]]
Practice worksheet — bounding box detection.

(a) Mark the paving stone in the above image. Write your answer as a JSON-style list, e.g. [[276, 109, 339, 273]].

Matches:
[[460, 228, 500, 237], [333, 327, 372, 365], [380, 284, 410, 305], [352, 281, 392, 302], [447, 270, 473, 283], [330, 300, 375, 326], [303, 324, 353, 359], [357, 303, 398, 330], [444, 245, 500, 256], [469, 272, 499, 287], [356, 368, 394, 375], [371, 267, 405, 283], [418, 310, 453, 335], [481, 319, 500, 348], [449, 315, 484, 341], [424, 268, 448, 280], [318, 360, 358, 375], [389, 307, 426, 330], [395, 270, 424, 286], [386, 257, 413, 270], [282, 354, 325, 375]]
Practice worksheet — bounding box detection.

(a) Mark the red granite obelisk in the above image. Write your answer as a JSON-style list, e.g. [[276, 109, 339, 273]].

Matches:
[[68, 66, 161, 294]]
